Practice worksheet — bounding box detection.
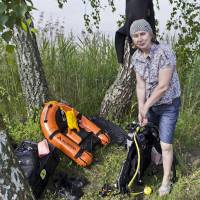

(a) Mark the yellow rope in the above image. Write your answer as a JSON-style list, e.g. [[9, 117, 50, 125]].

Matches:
[[128, 126, 141, 188]]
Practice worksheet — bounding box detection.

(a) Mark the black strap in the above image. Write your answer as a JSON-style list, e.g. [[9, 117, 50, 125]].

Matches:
[[71, 128, 78, 133], [76, 113, 82, 120], [77, 156, 88, 166], [75, 148, 85, 158], [44, 104, 53, 123], [75, 150, 91, 166], [49, 129, 60, 140]]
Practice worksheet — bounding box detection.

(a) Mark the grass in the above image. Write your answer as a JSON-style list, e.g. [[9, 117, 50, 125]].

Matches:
[[1, 21, 200, 199]]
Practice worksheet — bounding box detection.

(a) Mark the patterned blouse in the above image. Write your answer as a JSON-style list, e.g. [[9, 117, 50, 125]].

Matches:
[[131, 43, 181, 106]]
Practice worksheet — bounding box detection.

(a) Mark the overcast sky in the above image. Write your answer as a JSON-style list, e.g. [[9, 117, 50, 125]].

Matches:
[[31, 0, 172, 38]]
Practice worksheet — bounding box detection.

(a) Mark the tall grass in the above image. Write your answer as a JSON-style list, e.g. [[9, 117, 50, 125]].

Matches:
[[0, 31, 118, 121], [40, 32, 118, 116], [175, 57, 200, 148], [0, 40, 26, 120]]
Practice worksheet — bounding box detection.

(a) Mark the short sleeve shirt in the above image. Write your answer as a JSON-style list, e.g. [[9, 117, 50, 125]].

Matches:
[[131, 43, 181, 106]]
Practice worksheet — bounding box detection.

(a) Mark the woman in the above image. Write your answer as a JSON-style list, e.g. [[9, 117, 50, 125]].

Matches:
[[130, 19, 181, 196]]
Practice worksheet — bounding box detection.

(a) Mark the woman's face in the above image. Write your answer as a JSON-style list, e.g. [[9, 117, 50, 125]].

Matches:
[[132, 31, 152, 51]]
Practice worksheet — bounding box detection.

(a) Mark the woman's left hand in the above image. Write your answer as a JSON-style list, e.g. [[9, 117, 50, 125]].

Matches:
[[140, 104, 149, 119], [138, 105, 149, 127]]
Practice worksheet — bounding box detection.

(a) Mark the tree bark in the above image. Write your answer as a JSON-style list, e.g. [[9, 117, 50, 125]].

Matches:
[[100, 40, 135, 120], [0, 130, 35, 200], [14, 25, 49, 115]]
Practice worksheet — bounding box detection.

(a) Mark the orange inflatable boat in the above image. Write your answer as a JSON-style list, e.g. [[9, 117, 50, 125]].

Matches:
[[40, 101, 110, 167]]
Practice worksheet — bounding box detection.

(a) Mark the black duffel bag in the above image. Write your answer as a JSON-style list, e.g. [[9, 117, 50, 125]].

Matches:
[[14, 140, 59, 199]]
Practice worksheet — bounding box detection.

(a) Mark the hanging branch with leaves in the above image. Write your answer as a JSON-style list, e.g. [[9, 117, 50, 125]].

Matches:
[[167, 0, 200, 83]]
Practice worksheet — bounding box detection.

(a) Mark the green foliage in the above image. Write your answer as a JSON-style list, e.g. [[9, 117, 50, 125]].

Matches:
[[0, 86, 7, 101], [180, 58, 200, 113], [0, 0, 34, 42], [2, 30, 13, 43], [0, 38, 26, 118], [167, 0, 200, 84], [5, 44, 15, 53], [8, 114, 43, 143], [82, 0, 116, 33], [57, 0, 68, 8], [116, 14, 126, 28], [175, 58, 200, 148]]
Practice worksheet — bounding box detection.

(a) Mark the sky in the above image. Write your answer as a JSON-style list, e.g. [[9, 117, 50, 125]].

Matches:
[[31, 0, 172, 38]]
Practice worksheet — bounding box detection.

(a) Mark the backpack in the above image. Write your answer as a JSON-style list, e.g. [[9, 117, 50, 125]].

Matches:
[[117, 122, 161, 193], [14, 140, 59, 198]]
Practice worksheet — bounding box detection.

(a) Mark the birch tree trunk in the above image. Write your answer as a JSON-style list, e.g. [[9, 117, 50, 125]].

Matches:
[[100, 40, 135, 120], [0, 114, 35, 200], [14, 26, 49, 115]]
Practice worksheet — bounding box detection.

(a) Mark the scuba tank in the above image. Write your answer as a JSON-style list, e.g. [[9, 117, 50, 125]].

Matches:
[[117, 122, 160, 193]]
